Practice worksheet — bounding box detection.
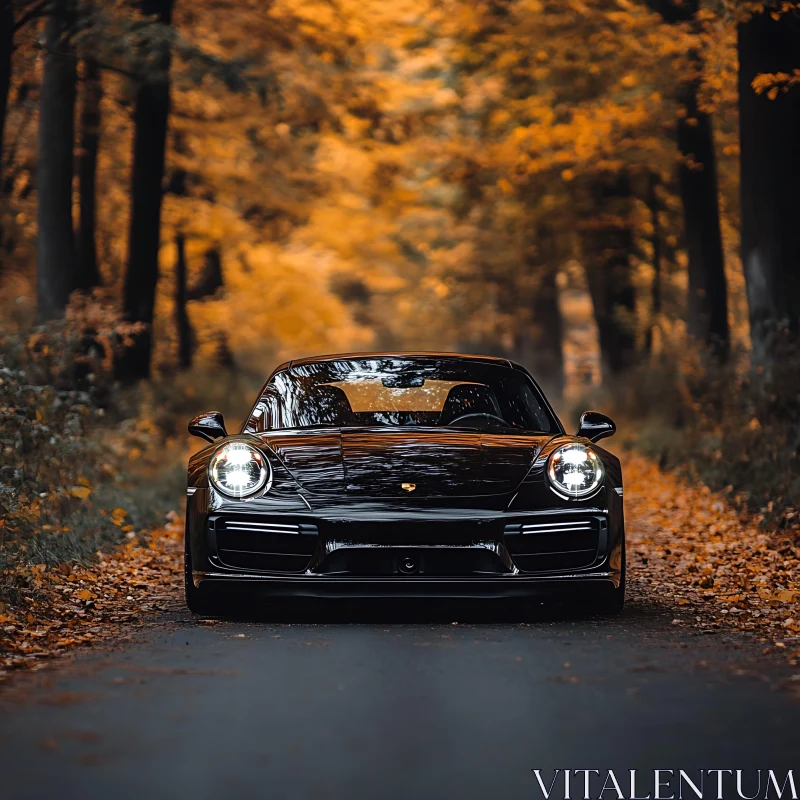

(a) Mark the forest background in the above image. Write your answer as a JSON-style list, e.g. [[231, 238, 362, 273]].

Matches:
[[1, 0, 800, 584]]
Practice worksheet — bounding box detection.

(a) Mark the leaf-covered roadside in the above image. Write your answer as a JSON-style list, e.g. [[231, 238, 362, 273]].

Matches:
[[625, 452, 800, 664], [2, 452, 800, 681], [0, 517, 183, 681]]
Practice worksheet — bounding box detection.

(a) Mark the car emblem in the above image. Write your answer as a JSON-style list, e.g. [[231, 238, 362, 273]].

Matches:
[[401, 483, 416, 493]]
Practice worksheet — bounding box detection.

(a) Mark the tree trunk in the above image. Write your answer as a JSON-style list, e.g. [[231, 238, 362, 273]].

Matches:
[[514, 224, 564, 398], [76, 57, 101, 290], [526, 266, 564, 398], [187, 245, 223, 300], [37, 0, 78, 320], [645, 173, 662, 353], [118, 0, 174, 381], [174, 231, 193, 369], [213, 330, 235, 368], [677, 71, 729, 357], [0, 0, 12, 198], [579, 172, 637, 381], [649, 0, 729, 357], [738, 6, 800, 363]]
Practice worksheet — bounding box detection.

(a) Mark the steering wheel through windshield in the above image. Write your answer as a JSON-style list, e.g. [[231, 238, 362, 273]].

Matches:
[[446, 412, 511, 428]]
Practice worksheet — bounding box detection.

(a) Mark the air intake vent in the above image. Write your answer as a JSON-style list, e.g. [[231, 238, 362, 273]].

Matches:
[[211, 517, 318, 573], [504, 515, 605, 573]]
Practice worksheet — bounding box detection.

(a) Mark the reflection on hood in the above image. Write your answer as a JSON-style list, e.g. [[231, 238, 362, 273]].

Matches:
[[265, 429, 552, 498]]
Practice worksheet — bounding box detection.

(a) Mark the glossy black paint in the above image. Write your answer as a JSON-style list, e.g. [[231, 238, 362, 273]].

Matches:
[[575, 410, 617, 443], [266, 429, 549, 497], [185, 352, 624, 610], [188, 410, 227, 443]]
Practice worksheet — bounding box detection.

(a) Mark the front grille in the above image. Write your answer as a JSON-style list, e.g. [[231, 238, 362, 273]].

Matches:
[[317, 520, 500, 545], [314, 545, 509, 577], [504, 515, 605, 573], [211, 517, 318, 573]]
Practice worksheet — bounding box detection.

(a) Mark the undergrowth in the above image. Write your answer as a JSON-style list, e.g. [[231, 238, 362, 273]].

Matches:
[[582, 331, 800, 535], [0, 294, 261, 606]]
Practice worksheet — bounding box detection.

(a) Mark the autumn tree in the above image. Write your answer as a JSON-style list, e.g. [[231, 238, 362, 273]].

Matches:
[[37, 0, 78, 319], [420, 0, 686, 381], [1, 0, 765, 390], [738, 3, 800, 363]]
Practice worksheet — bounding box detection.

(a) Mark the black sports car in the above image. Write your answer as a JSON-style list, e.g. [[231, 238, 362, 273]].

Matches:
[[185, 352, 625, 614]]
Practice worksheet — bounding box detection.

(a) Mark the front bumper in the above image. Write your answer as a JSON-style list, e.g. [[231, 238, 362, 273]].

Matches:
[[187, 489, 624, 600]]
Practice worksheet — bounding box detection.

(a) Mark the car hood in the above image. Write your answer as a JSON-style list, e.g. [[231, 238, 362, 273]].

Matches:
[[262, 429, 553, 498]]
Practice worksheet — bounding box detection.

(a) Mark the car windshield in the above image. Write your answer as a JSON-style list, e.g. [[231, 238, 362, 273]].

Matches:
[[250, 357, 559, 433]]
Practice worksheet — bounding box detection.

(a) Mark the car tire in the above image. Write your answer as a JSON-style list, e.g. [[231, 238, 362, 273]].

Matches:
[[184, 524, 223, 616]]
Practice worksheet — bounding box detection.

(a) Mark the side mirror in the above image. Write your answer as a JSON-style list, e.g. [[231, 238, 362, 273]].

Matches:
[[188, 411, 227, 443], [576, 411, 616, 443]]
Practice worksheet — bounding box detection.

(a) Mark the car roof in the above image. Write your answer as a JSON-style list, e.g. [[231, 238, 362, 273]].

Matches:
[[282, 351, 518, 372]]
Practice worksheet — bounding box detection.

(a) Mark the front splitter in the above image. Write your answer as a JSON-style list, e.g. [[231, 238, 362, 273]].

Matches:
[[194, 570, 618, 599]]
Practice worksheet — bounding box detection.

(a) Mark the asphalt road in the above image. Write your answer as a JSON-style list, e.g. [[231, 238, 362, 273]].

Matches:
[[1, 600, 798, 800]]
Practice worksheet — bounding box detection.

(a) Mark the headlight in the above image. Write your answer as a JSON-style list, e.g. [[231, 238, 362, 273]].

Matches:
[[547, 443, 604, 498], [209, 442, 271, 498]]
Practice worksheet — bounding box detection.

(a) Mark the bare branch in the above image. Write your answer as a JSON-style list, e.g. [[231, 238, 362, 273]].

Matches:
[[13, 0, 49, 32]]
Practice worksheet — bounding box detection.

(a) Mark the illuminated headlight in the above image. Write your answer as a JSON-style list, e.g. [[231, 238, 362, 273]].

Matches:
[[547, 443, 604, 499], [209, 442, 271, 498]]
